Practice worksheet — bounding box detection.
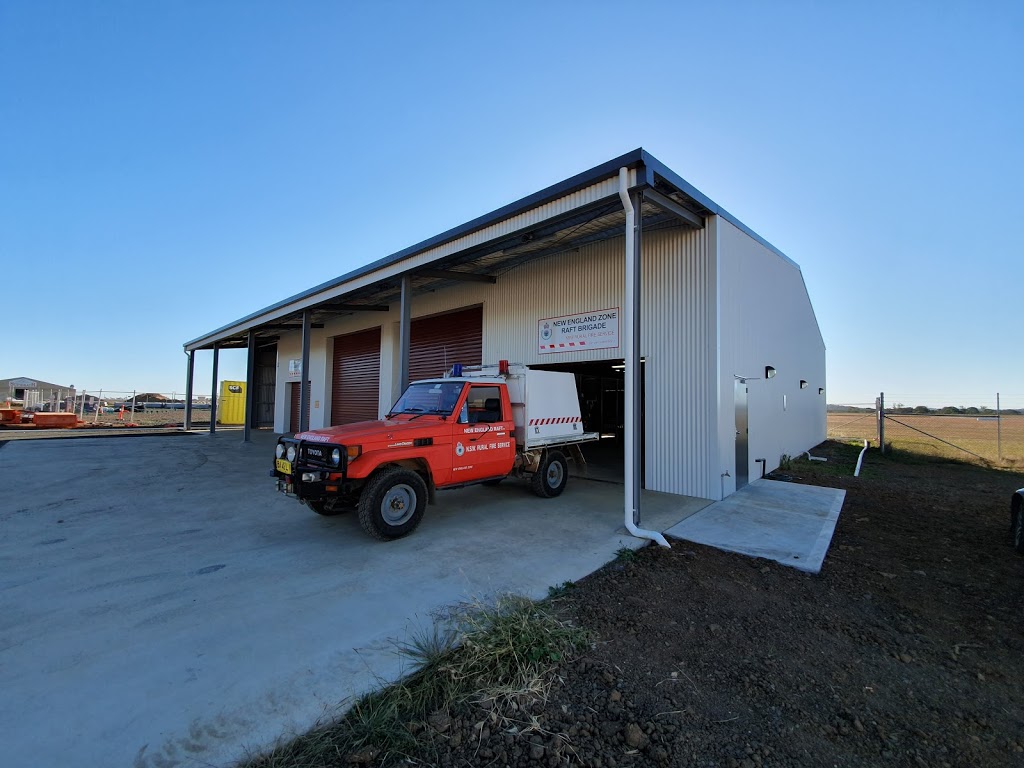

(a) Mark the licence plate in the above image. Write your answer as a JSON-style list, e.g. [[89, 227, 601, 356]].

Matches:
[[276, 458, 292, 474]]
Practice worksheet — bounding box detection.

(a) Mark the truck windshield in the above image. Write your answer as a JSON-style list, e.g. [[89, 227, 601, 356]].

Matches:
[[388, 381, 466, 417]]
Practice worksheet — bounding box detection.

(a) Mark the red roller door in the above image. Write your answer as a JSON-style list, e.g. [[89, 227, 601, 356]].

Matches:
[[288, 381, 310, 433], [409, 306, 483, 382], [331, 327, 382, 426]]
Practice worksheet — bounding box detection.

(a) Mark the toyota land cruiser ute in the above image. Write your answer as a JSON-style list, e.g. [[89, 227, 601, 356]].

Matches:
[[272, 362, 597, 540]]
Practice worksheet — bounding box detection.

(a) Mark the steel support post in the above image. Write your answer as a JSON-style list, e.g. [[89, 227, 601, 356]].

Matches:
[[299, 310, 311, 434], [184, 352, 195, 430], [244, 328, 257, 443], [209, 344, 219, 435], [398, 274, 412, 392], [630, 190, 643, 525], [997, 392, 1002, 461], [877, 392, 885, 453]]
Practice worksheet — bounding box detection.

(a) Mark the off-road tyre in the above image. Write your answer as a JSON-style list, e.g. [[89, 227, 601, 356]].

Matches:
[[358, 467, 428, 541], [531, 450, 568, 498], [1014, 502, 1024, 554]]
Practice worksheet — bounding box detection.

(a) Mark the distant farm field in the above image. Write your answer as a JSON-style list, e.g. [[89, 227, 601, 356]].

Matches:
[[827, 412, 1024, 466]]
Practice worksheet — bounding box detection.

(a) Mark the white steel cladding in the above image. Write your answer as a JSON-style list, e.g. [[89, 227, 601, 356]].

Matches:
[[640, 227, 717, 499], [287, 226, 717, 498], [715, 217, 826, 493]]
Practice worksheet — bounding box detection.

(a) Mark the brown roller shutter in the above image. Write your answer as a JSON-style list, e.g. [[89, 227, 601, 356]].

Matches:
[[288, 381, 310, 433], [408, 306, 483, 382], [331, 327, 382, 426]]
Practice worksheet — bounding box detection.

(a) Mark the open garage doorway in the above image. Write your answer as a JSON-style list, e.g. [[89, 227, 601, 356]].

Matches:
[[531, 359, 645, 485]]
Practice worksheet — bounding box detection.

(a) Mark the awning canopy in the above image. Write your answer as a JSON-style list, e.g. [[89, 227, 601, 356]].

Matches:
[[183, 148, 724, 352]]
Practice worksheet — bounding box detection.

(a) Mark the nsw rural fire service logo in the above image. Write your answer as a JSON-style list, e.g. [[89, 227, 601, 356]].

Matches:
[[541, 322, 552, 341], [455, 442, 465, 457]]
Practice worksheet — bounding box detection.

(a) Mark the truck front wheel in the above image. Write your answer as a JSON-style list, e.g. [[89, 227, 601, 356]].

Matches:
[[532, 450, 568, 498], [358, 468, 428, 540]]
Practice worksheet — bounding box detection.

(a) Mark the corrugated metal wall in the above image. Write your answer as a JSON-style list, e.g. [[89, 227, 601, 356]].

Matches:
[[715, 217, 827, 493], [302, 225, 717, 499], [640, 228, 717, 499]]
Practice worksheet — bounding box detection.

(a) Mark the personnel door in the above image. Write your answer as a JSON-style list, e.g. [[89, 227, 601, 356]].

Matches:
[[453, 384, 515, 481]]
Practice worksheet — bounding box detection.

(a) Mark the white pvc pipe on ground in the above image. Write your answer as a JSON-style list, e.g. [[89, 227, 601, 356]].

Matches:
[[854, 439, 869, 476], [619, 167, 670, 549]]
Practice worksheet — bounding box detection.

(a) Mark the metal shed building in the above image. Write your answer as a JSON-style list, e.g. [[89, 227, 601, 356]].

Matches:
[[183, 148, 826, 504]]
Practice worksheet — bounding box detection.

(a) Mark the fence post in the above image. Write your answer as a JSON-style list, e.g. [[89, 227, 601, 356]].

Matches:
[[79, 390, 86, 421], [94, 389, 103, 424], [877, 392, 885, 454], [997, 392, 1002, 462]]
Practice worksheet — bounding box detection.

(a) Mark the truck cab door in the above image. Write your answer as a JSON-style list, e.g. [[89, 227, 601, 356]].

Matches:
[[453, 384, 516, 482]]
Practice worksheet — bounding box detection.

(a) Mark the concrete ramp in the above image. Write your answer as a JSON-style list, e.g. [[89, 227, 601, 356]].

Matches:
[[664, 478, 845, 573]]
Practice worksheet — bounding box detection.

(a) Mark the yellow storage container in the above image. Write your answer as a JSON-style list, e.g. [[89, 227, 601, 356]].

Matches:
[[218, 381, 246, 425]]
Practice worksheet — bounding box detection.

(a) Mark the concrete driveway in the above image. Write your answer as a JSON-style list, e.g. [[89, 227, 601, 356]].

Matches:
[[0, 433, 707, 768]]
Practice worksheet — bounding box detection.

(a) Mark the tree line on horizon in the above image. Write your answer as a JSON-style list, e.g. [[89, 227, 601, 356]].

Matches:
[[828, 404, 1021, 415]]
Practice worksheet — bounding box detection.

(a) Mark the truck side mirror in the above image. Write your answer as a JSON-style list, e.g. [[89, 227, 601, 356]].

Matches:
[[458, 403, 469, 424]]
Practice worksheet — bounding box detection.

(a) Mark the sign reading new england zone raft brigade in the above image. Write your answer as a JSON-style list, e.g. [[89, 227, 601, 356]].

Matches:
[[538, 307, 619, 354]]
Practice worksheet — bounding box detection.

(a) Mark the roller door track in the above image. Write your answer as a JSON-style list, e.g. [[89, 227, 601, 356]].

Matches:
[[331, 327, 382, 426], [409, 306, 482, 382]]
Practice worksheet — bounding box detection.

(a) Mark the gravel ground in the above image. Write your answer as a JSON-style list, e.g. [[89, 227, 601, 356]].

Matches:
[[402, 441, 1024, 767]]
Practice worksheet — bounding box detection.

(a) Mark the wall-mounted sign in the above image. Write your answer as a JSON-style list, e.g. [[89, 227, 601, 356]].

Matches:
[[9, 378, 39, 388], [287, 359, 302, 380], [538, 307, 619, 354]]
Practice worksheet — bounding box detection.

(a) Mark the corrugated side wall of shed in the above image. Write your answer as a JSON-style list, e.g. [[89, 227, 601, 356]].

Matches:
[[640, 227, 718, 499], [273, 226, 718, 500], [714, 216, 827, 495]]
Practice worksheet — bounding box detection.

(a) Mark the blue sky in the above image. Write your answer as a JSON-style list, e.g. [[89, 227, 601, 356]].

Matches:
[[2, 1, 1021, 408]]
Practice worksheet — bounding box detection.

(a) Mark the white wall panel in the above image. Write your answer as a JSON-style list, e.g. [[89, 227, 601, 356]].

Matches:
[[715, 217, 827, 493], [640, 228, 717, 499], [273, 328, 329, 431]]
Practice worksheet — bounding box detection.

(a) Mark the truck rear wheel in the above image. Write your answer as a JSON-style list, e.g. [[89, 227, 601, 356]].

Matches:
[[358, 467, 428, 541], [532, 450, 568, 498]]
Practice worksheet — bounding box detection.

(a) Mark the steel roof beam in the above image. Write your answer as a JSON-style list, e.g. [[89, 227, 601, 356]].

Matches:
[[259, 323, 326, 331], [320, 304, 390, 312], [416, 269, 496, 284], [643, 188, 704, 229]]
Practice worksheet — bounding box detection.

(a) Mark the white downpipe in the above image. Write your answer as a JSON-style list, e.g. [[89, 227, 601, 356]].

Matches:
[[618, 167, 670, 549], [854, 439, 869, 476]]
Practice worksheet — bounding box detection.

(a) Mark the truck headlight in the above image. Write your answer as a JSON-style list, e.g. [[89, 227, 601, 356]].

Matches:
[[275, 443, 285, 459], [286, 445, 297, 462], [331, 448, 341, 465]]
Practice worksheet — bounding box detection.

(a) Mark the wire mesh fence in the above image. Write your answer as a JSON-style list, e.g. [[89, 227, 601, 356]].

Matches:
[[75, 390, 217, 428], [827, 394, 1024, 467], [5, 389, 218, 429]]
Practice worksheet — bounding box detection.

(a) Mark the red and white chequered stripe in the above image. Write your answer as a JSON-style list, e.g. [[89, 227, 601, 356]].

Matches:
[[541, 341, 587, 349], [528, 417, 582, 426]]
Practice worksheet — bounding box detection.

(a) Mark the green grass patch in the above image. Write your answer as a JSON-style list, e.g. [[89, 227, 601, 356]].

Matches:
[[614, 546, 638, 563], [242, 594, 590, 767]]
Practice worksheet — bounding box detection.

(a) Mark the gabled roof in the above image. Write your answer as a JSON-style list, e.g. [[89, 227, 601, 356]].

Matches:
[[1, 377, 73, 391], [184, 148, 803, 352]]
